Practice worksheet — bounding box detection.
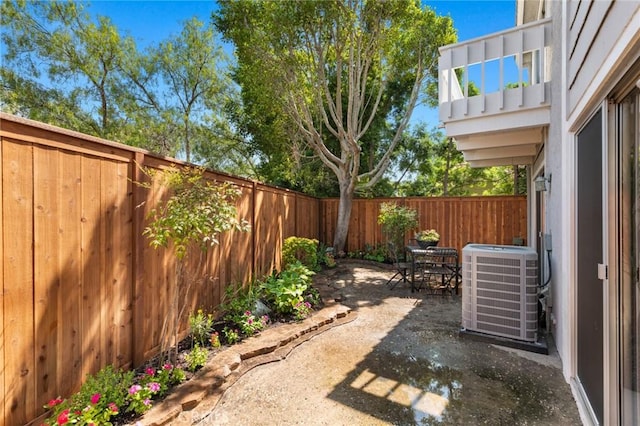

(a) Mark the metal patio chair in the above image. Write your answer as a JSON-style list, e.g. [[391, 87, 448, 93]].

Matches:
[[385, 242, 411, 290]]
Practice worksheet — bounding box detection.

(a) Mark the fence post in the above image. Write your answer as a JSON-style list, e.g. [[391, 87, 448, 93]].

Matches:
[[252, 180, 257, 284]]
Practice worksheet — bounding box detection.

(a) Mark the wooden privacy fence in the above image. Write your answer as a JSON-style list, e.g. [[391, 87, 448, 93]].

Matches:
[[321, 196, 527, 255], [0, 114, 319, 425], [0, 113, 527, 425]]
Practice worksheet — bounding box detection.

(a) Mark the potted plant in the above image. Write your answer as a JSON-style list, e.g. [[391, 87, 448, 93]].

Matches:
[[415, 229, 440, 248]]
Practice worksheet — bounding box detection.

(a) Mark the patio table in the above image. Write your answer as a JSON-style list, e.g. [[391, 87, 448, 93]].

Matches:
[[406, 245, 461, 294]]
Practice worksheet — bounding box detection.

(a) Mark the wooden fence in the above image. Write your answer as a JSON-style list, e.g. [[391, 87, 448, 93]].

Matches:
[[321, 196, 528, 256], [0, 113, 527, 425], [0, 114, 319, 425]]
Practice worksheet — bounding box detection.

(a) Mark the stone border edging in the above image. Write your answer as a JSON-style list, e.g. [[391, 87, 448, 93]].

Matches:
[[138, 303, 355, 426]]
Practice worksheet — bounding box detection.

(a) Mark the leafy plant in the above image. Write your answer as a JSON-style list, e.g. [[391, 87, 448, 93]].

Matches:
[[293, 301, 312, 321], [43, 366, 131, 425], [138, 364, 185, 397], [283, 236, 319, 270], [261, 262, 315, 315], [126, 383, 160, 415], [235, 311, 269, 336], [221, 283, 260, 323], [223, 327, 240, 345], [378, 202, 418, 253], [44, 394, 120, 426], [142, 166, 250, 258], [184, 345, 209, 372], [378, 203, 418, 246], [416, 229, 440, 242], [347, 244, 387, 262], [210, 331, 221, 348], [189, 309, 214, 347], [317, 242, 336, 268], [304, 286, 321, 307], [138, 165, 250, 365], [42, 362, 186, 425]]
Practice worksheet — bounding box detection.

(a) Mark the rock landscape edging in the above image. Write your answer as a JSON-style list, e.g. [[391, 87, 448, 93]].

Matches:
[[138, 303, 355, 426]]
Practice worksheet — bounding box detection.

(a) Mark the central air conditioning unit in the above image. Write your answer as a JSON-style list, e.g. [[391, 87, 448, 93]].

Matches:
[[461, 244, 538, 342]]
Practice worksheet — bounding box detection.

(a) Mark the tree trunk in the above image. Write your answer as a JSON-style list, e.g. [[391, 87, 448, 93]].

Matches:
[[443, 139, 452, 196], [333, 181, 355, 255], [185, 118, 191, 163]]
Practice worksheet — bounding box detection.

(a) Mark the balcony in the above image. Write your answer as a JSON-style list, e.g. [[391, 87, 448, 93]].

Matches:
[[438, 18, 552, 167]]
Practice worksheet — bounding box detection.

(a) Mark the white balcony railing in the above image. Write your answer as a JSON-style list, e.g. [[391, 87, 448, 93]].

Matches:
[[439, 18, 552, 129]]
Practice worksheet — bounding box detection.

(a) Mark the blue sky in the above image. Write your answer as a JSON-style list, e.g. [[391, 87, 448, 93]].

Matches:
[[86, 0, 517, 127]]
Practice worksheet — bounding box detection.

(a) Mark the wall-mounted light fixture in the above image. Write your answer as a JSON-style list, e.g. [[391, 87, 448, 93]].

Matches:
[[535, 174, 551, 192]]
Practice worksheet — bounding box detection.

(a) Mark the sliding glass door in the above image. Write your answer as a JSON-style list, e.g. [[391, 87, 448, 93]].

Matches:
[[619, 87, 639, 426], [577, 108, 604, 424]]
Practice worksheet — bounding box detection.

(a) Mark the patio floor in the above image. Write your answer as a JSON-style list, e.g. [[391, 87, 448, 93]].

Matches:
[[141, 260, 582, 425]]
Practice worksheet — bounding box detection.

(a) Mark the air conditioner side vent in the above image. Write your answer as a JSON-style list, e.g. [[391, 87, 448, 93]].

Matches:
[[462, 244, 539, 342]]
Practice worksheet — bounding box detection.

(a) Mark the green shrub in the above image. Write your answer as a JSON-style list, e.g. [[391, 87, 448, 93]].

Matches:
[[283, 236, 319, 270], [184, 345, 209, 372], [377, 202, 418, 250], [139, 364, 185, 397], [221, 283, 259, 321], [317, 242, 337, 267], [348, 243, 387, 262], [188, 309, 214, 347], [43, 365, 134, 425], [43, 365, 186, 425], [235, 310, 269, 336], [261, 261, 315, 315], [223, 326, 240, 344]]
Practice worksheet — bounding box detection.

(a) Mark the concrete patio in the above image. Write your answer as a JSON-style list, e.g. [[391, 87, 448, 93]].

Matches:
[[139, 260, 581, 425]]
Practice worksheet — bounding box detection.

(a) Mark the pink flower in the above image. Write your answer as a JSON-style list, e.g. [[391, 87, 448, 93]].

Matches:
[[48, 398, 63, 408], [148, 382, 160, 392], [90, 393, 100, 404], [128, 384, 142, 395], [108, 402, 118, 414], [163, 363, 173, 370], [57, 409, 70, 425], [244, 310, 251, 316], [143, 398, 151, 407], [145, 367, 155, 376]]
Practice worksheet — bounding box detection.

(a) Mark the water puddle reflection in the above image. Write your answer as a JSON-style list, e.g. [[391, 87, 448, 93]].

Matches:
[[348, 355, 462, 425]]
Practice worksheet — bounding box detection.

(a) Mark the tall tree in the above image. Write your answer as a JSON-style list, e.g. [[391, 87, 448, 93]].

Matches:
[[393, 127, 524, 197], [154, 18, 229, 163], [1, 1, 248, 171], [1, 0, 128, 138], [215, 0, 456, 253]]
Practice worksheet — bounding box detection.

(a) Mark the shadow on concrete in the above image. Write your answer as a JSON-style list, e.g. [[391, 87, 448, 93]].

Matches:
[[322, 260, 580, 425]]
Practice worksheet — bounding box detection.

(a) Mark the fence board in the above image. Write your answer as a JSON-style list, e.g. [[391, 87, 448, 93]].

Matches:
[[81, 155, 103, 379], [115, 161, 134, 369], [3, 140, 35, 425], [33, 146, 60, 408], [57, 150, 82, 402], [101, 160, 115, 367], [0, 136, 4, 425]]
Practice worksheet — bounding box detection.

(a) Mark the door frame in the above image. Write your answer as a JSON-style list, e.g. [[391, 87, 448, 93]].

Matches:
[[608, 83, 640, 426], [572, 101, 609, 425]]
